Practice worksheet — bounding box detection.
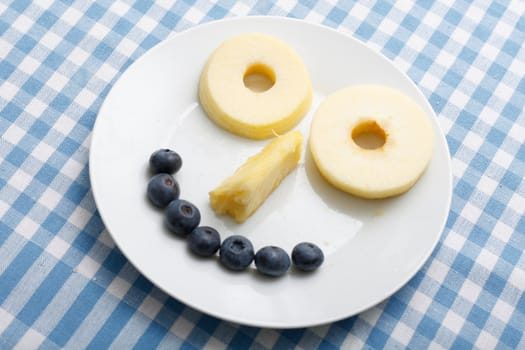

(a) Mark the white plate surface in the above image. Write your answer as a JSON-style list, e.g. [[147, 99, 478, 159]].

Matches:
[[89, 17, 452, 328]]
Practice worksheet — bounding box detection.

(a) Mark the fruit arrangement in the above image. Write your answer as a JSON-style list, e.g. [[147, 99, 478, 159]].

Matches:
[[144, 33, 435, 279], [146, 148, 324, 277]]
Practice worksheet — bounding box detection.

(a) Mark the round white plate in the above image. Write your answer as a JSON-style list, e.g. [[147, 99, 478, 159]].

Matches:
[[89, 17, 452, 328]]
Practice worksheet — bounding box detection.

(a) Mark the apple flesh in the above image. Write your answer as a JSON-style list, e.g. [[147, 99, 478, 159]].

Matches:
[[309, 85, 434, 199], [199, 33, 312, 140]]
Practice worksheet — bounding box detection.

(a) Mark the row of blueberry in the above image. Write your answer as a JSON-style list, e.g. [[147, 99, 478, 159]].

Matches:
[[146, 149, 324, 277]]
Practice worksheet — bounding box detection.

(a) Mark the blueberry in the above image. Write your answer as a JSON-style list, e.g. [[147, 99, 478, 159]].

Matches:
[[188, 226, 221, 257], [165, 199, 200, 237], [291, 242, 324, 272], [254, 246, 290, 277], [147, 173, 180, 208], [219, 235, 254, 271], [149, 149, 182, 174]]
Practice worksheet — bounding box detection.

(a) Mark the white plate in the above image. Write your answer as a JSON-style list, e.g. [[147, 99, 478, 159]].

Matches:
[[89, 17, 452, 328]]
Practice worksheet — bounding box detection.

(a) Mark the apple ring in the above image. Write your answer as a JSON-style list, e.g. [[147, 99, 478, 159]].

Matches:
[[309, 85, 434, 199], [199, 33, 312, 139]]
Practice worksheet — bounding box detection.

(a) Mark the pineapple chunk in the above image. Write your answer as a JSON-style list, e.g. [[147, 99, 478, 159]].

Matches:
[[209, 130, 303, 223]]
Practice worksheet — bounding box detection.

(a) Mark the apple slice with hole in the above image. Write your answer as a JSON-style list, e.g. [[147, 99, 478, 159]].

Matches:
[[309, 85, 434, 199], [199, 33, 312, 139]]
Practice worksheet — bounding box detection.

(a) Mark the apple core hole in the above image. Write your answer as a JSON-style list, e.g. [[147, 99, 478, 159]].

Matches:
[[243, 63, 275, 93], [351, 120, 387, 150]]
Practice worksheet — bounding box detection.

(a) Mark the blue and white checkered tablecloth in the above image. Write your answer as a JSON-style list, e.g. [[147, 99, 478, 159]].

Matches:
[[1, 0, 524, 348]]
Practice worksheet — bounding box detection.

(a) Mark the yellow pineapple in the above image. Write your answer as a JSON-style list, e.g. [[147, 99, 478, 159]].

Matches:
[[209, 130, 303, 223]]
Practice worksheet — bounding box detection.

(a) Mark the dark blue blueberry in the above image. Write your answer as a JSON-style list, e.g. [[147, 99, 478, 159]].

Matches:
[[188, 226, 221, 257], [254, 246, 290, 277], [219, 235, 254, 271], [165, 199, 200, 237], [147, 173, 180, 208], [292, 242, 324, 272], [149, 149, 182, 174]]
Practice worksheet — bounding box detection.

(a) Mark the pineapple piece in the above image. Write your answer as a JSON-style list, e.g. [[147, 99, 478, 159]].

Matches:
[[209, 130, 303, 223]]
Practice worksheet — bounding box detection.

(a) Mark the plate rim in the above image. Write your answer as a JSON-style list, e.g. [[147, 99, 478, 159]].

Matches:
[[89, 15, 453, 328]]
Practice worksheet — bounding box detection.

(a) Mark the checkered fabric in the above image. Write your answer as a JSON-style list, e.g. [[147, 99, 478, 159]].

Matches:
[[1, 0, 524, 348]]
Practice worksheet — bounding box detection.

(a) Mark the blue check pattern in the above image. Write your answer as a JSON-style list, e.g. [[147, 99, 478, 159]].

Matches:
[[1, 0, 524, 348]]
